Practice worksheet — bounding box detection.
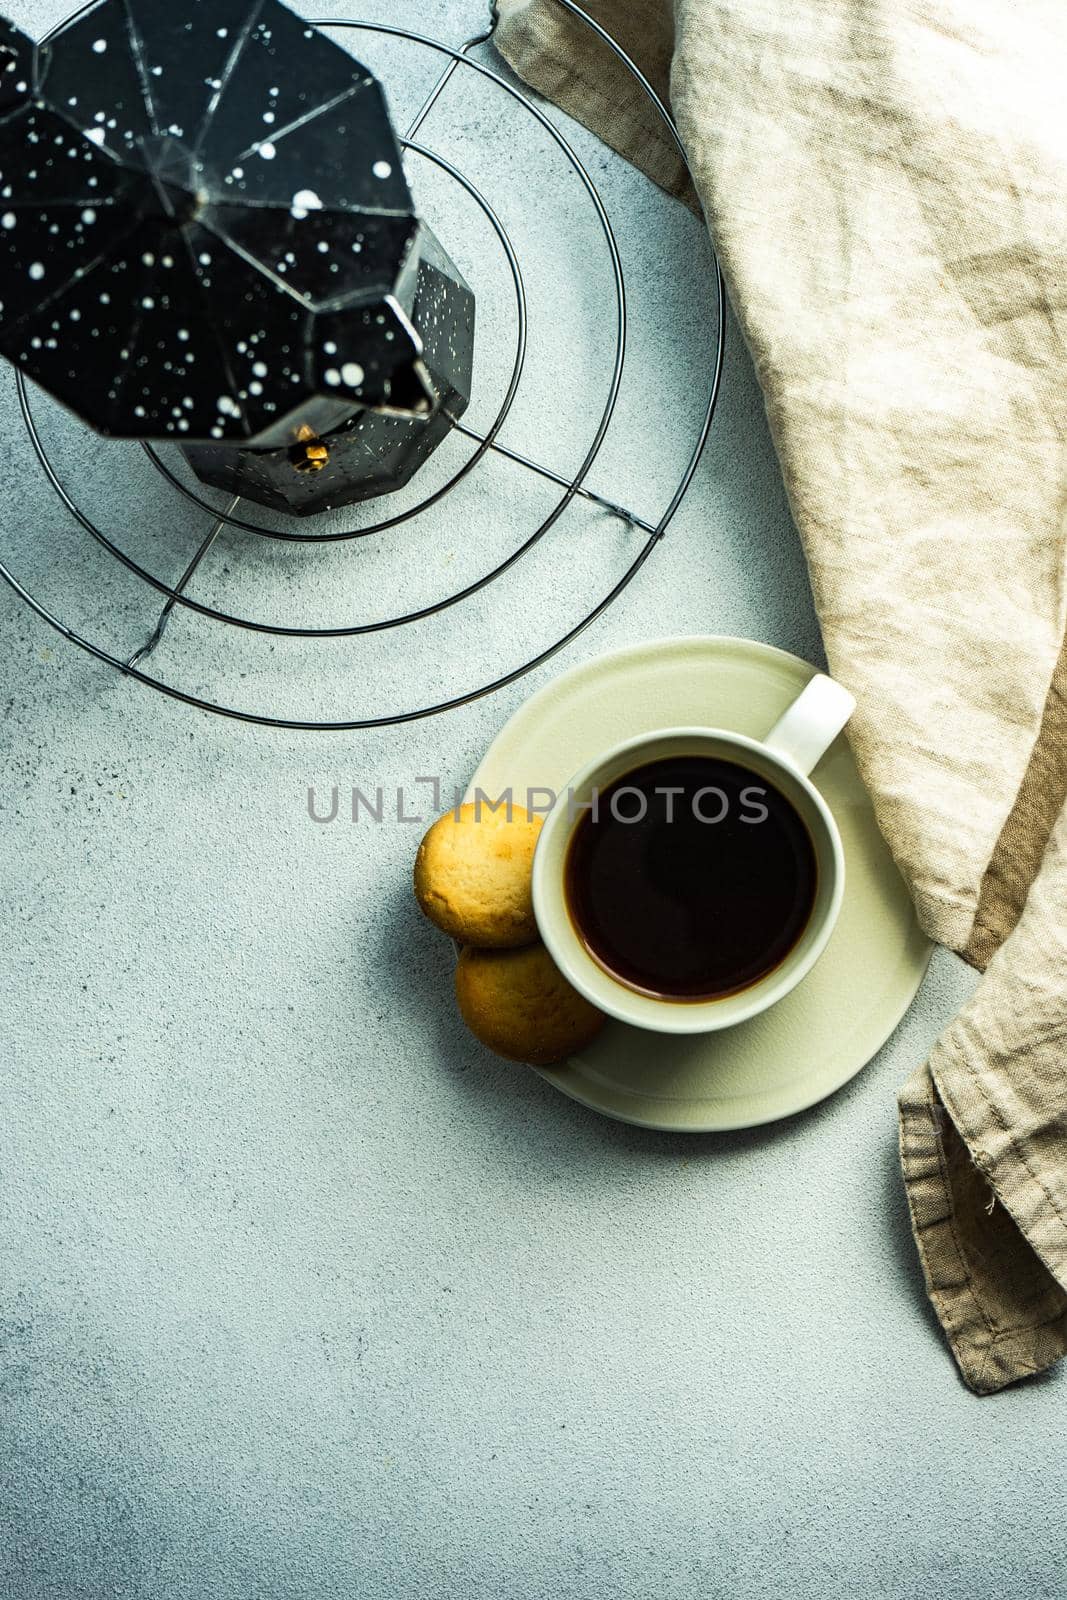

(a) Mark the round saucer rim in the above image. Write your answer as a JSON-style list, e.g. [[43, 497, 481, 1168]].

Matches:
[[468, 633, 932, 1131]]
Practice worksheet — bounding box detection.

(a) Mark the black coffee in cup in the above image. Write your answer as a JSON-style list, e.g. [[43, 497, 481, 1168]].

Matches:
[[564, 754, 817, 1002]]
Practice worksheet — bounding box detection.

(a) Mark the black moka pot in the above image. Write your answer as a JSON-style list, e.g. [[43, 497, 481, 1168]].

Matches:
[[0, 0, 475, 515]]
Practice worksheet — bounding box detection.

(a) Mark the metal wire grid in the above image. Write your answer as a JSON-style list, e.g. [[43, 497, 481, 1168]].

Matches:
[[0, 0, 727, 730]]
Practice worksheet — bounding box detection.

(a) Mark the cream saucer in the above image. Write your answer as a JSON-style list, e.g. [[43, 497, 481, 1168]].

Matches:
[[467, 635, 931, 1131]]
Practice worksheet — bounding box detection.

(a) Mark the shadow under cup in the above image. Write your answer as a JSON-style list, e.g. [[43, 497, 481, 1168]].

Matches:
[[531, 729, 845, 1035]]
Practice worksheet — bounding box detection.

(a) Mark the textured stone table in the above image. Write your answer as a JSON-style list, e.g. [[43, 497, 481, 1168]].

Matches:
[[2, 2, 1062, 1596]]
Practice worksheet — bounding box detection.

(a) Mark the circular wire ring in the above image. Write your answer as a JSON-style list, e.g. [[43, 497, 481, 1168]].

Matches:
[[18, 64, 629, 637], [0, 1, 726, 729]]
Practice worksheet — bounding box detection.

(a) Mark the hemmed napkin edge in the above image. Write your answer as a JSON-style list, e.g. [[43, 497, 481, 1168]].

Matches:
[[899, 1063, 1067, 1394]]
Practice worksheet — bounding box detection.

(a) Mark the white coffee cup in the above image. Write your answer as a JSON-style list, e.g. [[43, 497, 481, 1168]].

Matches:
[[531, 673, 855, 1034]]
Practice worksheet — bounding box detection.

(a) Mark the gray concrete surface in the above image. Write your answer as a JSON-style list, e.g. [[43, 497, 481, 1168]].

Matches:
[[2, 2, 1063, 1597]]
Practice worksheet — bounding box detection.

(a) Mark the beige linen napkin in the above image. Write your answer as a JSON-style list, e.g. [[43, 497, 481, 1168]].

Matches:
[[495, 0, 1067, 1392]]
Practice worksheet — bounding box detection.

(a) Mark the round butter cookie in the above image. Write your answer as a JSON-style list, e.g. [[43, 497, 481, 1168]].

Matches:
[[414, 802, 543, 948], [455, 943, 606, 1065]]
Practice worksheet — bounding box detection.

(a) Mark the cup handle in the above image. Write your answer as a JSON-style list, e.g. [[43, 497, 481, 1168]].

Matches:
[[764, 673, 856, 777]]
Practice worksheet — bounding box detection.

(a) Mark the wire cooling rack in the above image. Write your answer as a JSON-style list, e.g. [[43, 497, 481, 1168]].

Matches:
[[0, 0, 725, 729]]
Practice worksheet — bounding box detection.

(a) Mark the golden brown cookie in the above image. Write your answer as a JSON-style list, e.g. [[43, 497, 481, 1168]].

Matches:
[[414, 802, 543, 948], [454, 943, 606, 1065]]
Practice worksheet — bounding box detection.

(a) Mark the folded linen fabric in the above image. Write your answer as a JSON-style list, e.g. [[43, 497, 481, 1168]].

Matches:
[[494, 0, 1067, 1392]]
